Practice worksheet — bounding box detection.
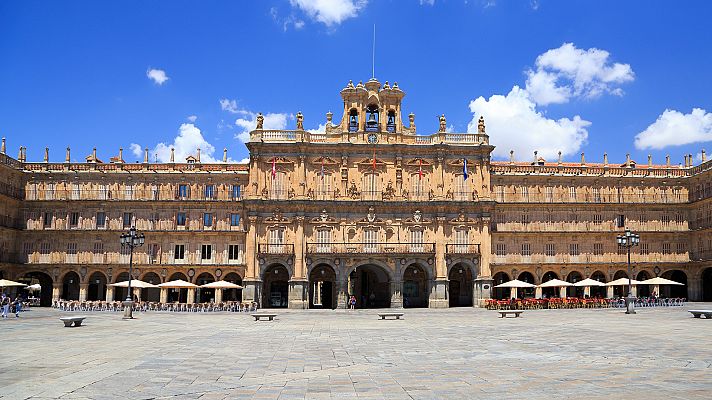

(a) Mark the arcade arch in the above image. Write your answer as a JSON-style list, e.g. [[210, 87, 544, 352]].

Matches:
[[309, 264, 337, 309], [492, 272, 510, 300], [348, 263, 391, 308], [448, 263, 473, 307], [263, 264, 289, 308], [87, 271, 107, 301], [61, 271, 80, 300], [403, 264, 428, 308]]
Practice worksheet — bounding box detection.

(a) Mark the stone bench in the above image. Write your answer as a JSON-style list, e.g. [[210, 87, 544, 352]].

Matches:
[[498, 310, 523, 318], [688, 310, 712, 319], [252, 313, 277, 321], [378, 312, 404, 320], [59, 316, 86, 327]]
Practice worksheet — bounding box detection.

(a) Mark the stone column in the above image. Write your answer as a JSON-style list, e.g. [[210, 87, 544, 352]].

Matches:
[[430, 216, 449, 308], [390, 279, 403, 309], [187, 288, 195, 303], [294, 216, 305, 280], [52, 283, 61, 302], [512, 287, 518, 299], [631, 285, 637, 297], [243, 215, 261, 305], [288, 280, 308, 309], [535, 287, 542, 299], [559, 286, 566, 298], [159, 288, 168, 303], [473, 216, 493, 307], [79, 283, 88, 302], [606, 286, 614, 298], [106, 286, 114, 302], [336, 279, 348, 309], [215, 288, 223, 304]]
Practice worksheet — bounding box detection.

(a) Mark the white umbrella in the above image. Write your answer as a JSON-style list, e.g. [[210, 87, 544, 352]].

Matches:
[[110, 279, 158, 288], [0, 279, 26, 288], [157, 279, 198, 289], [573, 278, 606, 287], [605, 277, 643, 286], [494, 279, 536, 288], [25, 283, 42, 291], [538, 278, 573, 288], [200, 281, 243, 289], [638, 277, 684, 286]]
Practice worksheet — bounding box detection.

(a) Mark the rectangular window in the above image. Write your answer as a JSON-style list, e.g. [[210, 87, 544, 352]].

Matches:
[[317, 174, 332, 200], [96, 212, 106, 229], [495, 243, 506, 256], [178, 184, 189, 199], [569, 186, 577, 202], [521, 186, 529, 202], [203, 213, 213, 228], [72, 183, 81, 200], [271, 172, 287, 200], [201, 244, 212, 260], [40, 242, 51, 254], [176, 212, 186, 226], [204, 184, 215, 200], [617, 214, 625, 228], [43, 212, 52, 228], [545, 212, 554, 226], [641, 243, 650, 255], [410, 229, 424, 252], [593, 243, 603, 255], [69, 212, 79, 228], [676, 242, 685, 254], [520, 211, 529, 224], [269, 229, 286, 253], [364, 229, 379, 253], [521, 243, 531, 257], [662, 243, 671, 254], [593, 214, 603, 225], [675, 214, 684, 225], [317, 229, 332, 253], [411, 175, 426, 200], [362, 173, 380, 201], [593, 187, 601, 203], [230, 213, 240, 227], [569, 243, 579, 256], [174, 244, 185, 260], [454, 175, 470, 201], [454, 229, 468, 253], [661, 215, 670, 226], [546, 186, 554, 203], [67, 242, 78, 255], [545, 243, 555, 257], [123, 212, 133, 228], [228, 244, 243, 261], [23, 242, 34, 255], [46, 183, 55, 200], [98, 184, 108, 200], [231, 184, 241, 200], [125, 184, 134, 200]]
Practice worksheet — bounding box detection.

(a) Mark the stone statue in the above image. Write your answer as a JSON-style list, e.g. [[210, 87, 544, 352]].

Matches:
[[383, 180, 395, 200], [409, 113, 415, 128], [401, 188, 409, 199], [261, 187, 268, 198], [296, 111, 304, 130], [306, 188, 314, 199], [333, 187, 340, 198], [446, 189, 453, 200], [429, 188, 435, 200], [256, 113, 264, 130], [288, 187, 295, 199], [347, 179, 359, 199], [439, 114, 447, 132], [477, 116, 485, 134]]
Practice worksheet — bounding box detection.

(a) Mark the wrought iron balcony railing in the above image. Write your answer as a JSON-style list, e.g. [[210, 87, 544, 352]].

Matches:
[[257, 243, 295, 255], [445, 243, 481, 254], [306, 242, 435, 254]]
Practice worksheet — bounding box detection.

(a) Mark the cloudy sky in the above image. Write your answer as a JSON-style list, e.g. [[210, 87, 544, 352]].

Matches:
[[1, 0, 711, 165]]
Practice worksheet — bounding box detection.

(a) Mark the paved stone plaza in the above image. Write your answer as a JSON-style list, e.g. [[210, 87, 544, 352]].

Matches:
[[1, 305, 711, 400]]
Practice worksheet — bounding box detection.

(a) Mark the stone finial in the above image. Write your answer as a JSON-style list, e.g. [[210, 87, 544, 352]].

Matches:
[[477, 116, 486, 134], [702, 149, 707, 162], [17, 146, 22, 161], [92, 147, 97, 161], [438, 114, 446, 132], [666, 154, 670, 166], [118, 147, 123, 162], [144, 147, 149, 163], [558, 151, 563, 165], [648, 154, 652, 167], [196, 147, 201, 163], [626, 153, 631, 165], [509, 150, 515, 164], [533, 150, 538, 163], [66, 147, 71, 163], [170, 147, 175, 162], [0, 137, 5, 154], [326, 111, 333, 125], [296, 111, 304, 130], [580, 152, 585, 165], [408, 112, 415, 128], [604, 152, 608, 166], [683, 154, 688, 167], [223, 148, 227, 163], [256, 112, 264, 130], [44, 147, 49, 162], [690, 153, 694, 166]]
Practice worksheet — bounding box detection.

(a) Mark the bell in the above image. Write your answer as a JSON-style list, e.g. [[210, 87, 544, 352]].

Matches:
[[367, 113, 377, 123]]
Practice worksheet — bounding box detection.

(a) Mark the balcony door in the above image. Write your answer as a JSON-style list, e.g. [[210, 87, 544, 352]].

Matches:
[[364, 229, 379, 253], [269, 228, 285, 254]]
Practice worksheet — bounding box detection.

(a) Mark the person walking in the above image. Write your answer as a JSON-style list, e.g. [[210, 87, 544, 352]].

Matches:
[[14, 295, 22, 318], [1, 294, 10, 319], [349, 295, 356, 310]]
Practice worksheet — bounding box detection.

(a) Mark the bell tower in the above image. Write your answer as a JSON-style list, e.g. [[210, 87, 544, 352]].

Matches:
[[339, 78, 406, 134]]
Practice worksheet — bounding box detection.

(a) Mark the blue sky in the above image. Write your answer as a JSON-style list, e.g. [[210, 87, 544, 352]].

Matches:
[[1, 0, 711, 165]]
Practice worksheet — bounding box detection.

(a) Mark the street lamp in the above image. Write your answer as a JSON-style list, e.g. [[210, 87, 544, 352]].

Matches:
[[120, 226, 145, 319], [616, 227, 640, 314]]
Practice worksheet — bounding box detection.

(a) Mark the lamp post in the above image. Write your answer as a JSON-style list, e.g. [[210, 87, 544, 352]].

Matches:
[[120, 226, 145, 319], [616, 227, 640, 314]]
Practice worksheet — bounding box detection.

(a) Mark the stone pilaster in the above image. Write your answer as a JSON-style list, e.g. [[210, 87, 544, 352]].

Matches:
[[336, 279, 348, 309], [78, 283, 88, 302], [242, 279, 260, 305], [288, 279, 308, 309], [390, 279, 403, 308], [159, 288, 167, 303], [187, 288, 195, 303], [473, 277, 493, 307], [52, 283, 61, 302], [429, 279, 449, 308], [105, 286, 114, 302]]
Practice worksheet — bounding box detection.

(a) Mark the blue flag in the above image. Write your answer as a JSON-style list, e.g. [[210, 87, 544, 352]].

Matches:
[[463, 158, 468, 181]]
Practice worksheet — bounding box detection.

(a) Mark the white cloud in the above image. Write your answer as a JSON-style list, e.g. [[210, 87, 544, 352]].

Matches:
[[238, 157, 250, 164], [467, 86, 590, 160], [129, 143, 142, 158], [146, 68, 169, 85], [187, 115, 197, 123], [419, 0, 435, 5], [220, 98, 240, 113], [148, 123, 223, 163], [289, 0, 367, 26], [525, 43, 634, 106], [235, 112, 290, 142], [307, 123, 326, 134], [634, 108, 712, 150]]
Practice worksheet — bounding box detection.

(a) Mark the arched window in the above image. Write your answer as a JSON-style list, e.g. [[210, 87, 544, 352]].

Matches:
[[386, 110, 396, 132], [365, 104, 379, 132]]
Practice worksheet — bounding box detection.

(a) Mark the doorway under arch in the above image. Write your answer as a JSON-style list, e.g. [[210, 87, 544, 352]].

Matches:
[[87, 272, 107, 301], [448, 264, 473, 307], [403, 264, 428, 308], [309, 264, 337, 309], [566, 271, 583, 297], [168, 272, 189, 303], [61, 271, 80, 300], [613, 270, 629, 297], [349, 264, 391, 308], [703, 268, 712, 302], [141, 272, 162, 302], [541, 271, 559, 298], [222, 272, 243, 302], [590, 270, 607, 298], [661, 270, 688, 298], [263, 265, 289, 308], [636, 270, 651, 297], [23, 272, 53, 306], [492, 272, 510, 300], [195, 272, 215, 303], [518, 271, 536, 298]]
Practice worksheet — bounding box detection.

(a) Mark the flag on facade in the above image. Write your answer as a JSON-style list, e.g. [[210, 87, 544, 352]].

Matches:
[[463, 158, 468, 180], [271, 157, 276, 179], [418, 158, 423, 180]]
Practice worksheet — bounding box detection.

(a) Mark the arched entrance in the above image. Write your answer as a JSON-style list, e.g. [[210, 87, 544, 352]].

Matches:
[[349, 264, 391, 308], [613, 270, 629, 297], [566, 271, 583, 297], [309, 264, 337, 309], [403, 264, 428, 308], [590, 270, 607, 298], [263, 264, 289, 308], [87, 272, 107, 301], [518, 272, 535, 298], [492, 272, 510, 300], [223, 272, 243, 302], [541, 271, 559, 298], [61, 271, 80, 300], [703, 268, 712, 302], [23, 272, 53, 306], [141, 272, 162, 302], [168, 272, 189, 303], [448, 264, 473, 307], [661, 270, 688, 298], [195, 272, 215, 303], [636, 271, 651, 297]]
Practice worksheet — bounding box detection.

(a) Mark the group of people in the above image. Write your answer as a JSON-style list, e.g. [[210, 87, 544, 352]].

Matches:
[[1, 293, 23, 318]]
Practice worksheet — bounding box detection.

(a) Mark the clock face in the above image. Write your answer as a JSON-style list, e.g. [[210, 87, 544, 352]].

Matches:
[[367, 133, 378, 144]]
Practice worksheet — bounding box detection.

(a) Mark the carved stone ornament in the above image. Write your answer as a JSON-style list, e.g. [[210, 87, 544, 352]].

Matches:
[[367, 206, 376, 223], [320, 209, 328, 222], [414, 210, 422, 223]]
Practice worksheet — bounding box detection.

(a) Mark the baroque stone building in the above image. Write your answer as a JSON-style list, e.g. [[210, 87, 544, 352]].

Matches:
[[1, 78, 711, 308]]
